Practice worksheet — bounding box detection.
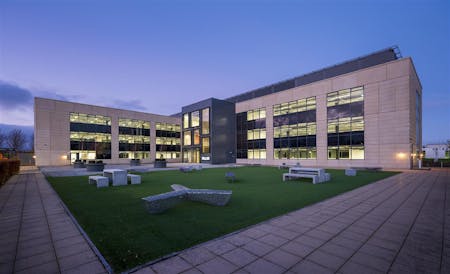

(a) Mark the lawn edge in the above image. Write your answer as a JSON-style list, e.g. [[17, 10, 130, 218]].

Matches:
[[123, 170, 402, 274], [46, 176, 114, 274]]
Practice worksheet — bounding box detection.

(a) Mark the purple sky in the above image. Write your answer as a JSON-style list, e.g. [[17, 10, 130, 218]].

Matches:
[[0, 0, 449, 144]]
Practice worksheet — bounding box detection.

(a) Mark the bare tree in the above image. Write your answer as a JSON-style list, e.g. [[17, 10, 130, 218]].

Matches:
[[7, 129, 27, 151]]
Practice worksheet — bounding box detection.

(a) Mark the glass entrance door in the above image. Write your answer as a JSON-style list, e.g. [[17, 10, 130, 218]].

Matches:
[[183, 148, 200, 163]]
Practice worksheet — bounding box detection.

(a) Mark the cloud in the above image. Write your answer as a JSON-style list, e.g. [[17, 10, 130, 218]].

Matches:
[[111, 99, 148, 111], [0, 81, 34, 110], [0, 80, 81, 126], [34, 90, 70, 101]]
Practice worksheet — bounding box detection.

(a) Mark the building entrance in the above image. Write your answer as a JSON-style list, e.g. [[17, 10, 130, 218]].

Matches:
[[183, 148, 200, 163]]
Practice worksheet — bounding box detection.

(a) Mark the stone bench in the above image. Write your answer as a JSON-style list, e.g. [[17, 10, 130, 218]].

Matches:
[[127, 174, 141, 184], [283, 173, 319, 183], [345, 168, 357, 176], [142, 184, 232, 214], [179, 166, 194, 173], [225, 172, 235, 183], [89, 176, 109, 188]]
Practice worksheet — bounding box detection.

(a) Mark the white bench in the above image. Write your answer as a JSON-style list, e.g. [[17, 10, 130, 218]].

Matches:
[[283, 167, 331, 184], [89, 176, 109, 188], [283, 173, 319, 183], [127, 174, 141, 184]]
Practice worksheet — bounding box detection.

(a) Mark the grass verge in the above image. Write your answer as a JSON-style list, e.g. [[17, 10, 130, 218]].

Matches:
[[48, 166, 398, 271]]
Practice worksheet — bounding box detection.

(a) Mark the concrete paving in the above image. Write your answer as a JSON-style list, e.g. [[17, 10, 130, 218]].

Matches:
[[0, 168, 109, 274], [131, 169, 449, 274], [1, 168, 448, 274]]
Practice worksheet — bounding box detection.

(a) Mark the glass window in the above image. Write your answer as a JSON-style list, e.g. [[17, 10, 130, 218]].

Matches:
[[183, 113, 189, 129], [260, 149, 267, 159], [202, 108, 210, 134], [237, 109, 266, 159], [273, 105, 281, 116], [184, 131, 191, 145], [247, 130, 254, 140], [260, 129, 267, 139], [351, 146, 365, 159], [327, 86, 365, 160], [247, 110, 254, 121], [260, 109, 266, 119], [119, 118, 150, 129], [193, 129, 200, 145], [202, 137, 210, 153], [351, 87, 364, 103], [191, 111, 200, 127], [280, 103, 289, 115]]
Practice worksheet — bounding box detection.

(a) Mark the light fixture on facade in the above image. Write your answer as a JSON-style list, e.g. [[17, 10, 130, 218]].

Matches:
[[396, 152, 407, 159]]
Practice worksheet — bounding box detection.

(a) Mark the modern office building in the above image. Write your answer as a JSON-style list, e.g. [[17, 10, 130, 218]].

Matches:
[[34, 46, 422, 169]]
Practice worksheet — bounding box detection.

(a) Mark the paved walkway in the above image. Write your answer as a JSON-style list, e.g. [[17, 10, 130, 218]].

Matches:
[[0, 169, 109, 274], [132, 169, 449, 274], [1, 169, 448, 274]]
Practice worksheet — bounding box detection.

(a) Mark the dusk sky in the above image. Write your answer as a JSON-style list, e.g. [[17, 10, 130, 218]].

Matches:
[[0, 0, 449, 144]]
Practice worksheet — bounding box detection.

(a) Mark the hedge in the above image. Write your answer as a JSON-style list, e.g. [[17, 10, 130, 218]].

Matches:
[[422, 158, 450, 168], [0, 160, 21, 186]]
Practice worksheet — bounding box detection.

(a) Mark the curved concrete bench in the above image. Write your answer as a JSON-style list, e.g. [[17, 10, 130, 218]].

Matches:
[[142, 184, 232, 214]]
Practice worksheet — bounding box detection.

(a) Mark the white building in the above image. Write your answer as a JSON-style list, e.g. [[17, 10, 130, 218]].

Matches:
[[423, 144, 449, 159]]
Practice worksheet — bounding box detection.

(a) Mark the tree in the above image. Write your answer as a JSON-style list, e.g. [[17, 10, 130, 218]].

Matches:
[[7, 129, 27, 151]]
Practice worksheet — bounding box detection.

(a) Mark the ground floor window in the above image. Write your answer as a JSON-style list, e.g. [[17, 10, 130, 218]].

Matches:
[[119, 152, 150, 159], [156, 152, 180, 159], [274, 147, 316, 159], [328, 146, 364, 159], [248, 149, 266, 160]]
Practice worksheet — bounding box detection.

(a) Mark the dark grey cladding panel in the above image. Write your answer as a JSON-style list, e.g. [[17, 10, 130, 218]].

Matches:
[[182, 98, 215, 114], [226, 47, 399, 103], [274, 80, 295, 93]]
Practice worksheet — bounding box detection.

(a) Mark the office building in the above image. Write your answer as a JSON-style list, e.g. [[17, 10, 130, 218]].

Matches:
[[34, 47, 422, 169]]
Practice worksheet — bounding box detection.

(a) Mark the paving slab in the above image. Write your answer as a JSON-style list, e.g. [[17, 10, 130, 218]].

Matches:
[[128, 169, 449, 274], [0, 170, 109, 274]]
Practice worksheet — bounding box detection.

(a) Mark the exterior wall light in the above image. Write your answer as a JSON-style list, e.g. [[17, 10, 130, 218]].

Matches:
[[396, 152, 407, 159]]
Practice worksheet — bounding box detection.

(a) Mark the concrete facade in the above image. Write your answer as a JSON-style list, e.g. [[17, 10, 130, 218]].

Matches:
[[34, 98, 180, 166], [235, 58, 422, 169], [34, 49, 422, 169]]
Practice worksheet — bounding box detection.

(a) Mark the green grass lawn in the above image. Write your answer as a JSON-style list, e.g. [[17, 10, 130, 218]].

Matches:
[[48, 166, 398, 272]]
